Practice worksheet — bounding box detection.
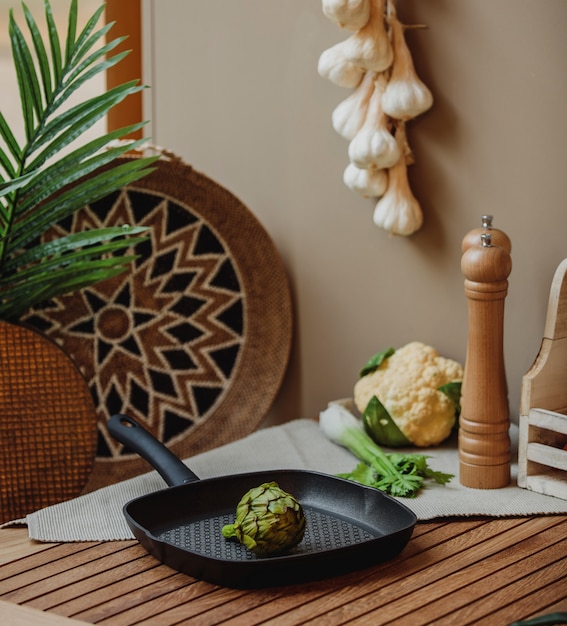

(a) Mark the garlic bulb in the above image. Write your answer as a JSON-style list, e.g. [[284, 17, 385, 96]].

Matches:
[[373, 124, 423, 236], [348, 74, 401, 169], [332, 70, 376, 140], [381, 17, 433, 120], [319, 0, 433, 237], [318, 42, 365, 88], [344, 162, 388, 198], [322, 0, 371, 31], [342, 0, 393, 72]]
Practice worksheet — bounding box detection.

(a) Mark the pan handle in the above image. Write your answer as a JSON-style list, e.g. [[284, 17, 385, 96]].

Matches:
[[108, 414, 200, 486]]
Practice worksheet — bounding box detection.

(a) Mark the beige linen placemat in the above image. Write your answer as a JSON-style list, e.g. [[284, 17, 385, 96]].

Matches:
[[5, 414, 566, 542]]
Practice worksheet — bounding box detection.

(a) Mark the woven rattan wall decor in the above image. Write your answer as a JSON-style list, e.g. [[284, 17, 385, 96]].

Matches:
[[23, 152, 293, 491], [0, 321, 97, 523]]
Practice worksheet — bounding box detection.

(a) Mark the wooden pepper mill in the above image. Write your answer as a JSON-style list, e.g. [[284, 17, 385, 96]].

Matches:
[[459, 230, 512, 488]]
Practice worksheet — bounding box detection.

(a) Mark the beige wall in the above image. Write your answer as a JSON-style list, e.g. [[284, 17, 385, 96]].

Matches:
[[142, 0, 567, 426], [0, 0, 105, 146]]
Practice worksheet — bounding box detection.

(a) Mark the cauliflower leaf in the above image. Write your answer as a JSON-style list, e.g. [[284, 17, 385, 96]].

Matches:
[[438, 381, 462, 425], [359, 347, 395, 378], [362, 395, 411, 447]]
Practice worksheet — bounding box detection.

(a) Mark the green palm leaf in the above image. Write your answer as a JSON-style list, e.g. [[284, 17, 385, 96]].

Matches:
[[64, 0, 78, 64], [1, 263, 135, 320], [26, 83, 144, 170], [9, 13, 37, 139], [51, 39, 128, 116], [9, 156, 155, 252], [44, 0, 62, 85], [0, 110, 22, 166], [0, 0, 158, 321], [0, 169, 41, 200], [2, 225, 148, 273], [16, 126, 148, 217], [22, 3, 53, 103], [68, 1, 105, 63], [0, 243, 143, 288]]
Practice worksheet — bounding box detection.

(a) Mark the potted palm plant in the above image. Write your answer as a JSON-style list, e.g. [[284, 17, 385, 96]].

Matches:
[[0, 0, 156, 520], [0, 0, 155, 321]]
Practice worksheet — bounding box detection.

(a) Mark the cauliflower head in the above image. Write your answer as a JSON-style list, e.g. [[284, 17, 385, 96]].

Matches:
[[354, 341, 463, 447]]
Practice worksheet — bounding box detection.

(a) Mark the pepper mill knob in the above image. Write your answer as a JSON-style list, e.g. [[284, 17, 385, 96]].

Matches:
[[459, 230, 512, 488], [461, 215, 512, 254]]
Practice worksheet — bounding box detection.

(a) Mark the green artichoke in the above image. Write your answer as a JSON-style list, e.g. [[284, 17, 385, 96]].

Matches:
[[222, 482, 306, 557]]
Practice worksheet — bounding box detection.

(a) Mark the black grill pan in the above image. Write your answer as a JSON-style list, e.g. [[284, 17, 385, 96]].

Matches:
[[108, 414, 417, 588]]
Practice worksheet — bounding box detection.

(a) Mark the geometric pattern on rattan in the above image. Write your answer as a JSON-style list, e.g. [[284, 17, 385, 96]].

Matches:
[[27, 188, 244, 456], [23, 155, 293, 491]]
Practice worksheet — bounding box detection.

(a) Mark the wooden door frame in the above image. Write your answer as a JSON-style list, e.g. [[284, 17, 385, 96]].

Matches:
[[105, 0, 143, 137]]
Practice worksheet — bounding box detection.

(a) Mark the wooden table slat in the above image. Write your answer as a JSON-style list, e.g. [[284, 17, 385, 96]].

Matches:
[[1, 543, 145, 602], [0, 540, 95, 580], [69, 578, 206, 625], [0, 516, 565, 626], [354, 535, 567, 626], [27, 554, 164, 611], [134, 585, 297, 626], [0, 518, 487, 626], [68, 573, 195, 624], [189, 521, 494, 626], [91, 580, 227, 626], [228, 518, 534, 626], [166, 523, 484, 626], [424, 559, 567, 626], [39, 562, 181, 619], [243, 517, 565, 626], [534, 598, 567, 615]]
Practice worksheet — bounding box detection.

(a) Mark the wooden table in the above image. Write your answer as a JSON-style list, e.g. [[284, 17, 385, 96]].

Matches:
[[0, 516, 566, 625]]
